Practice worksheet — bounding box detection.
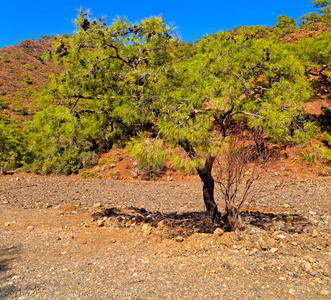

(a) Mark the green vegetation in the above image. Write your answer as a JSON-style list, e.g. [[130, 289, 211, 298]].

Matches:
[[0, 1, 330, 227], [0, 115, 25, 174]]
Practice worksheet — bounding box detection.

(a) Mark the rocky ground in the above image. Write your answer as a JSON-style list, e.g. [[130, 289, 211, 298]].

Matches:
[[0, 174, 330, 299]]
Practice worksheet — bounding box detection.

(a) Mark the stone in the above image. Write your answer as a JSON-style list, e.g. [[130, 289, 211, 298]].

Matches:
[[312, 229, 318, 238], [157, 220, 166, 228], [258, 238, 269, 250], [93, 202, 103, 208], [4, 222, 10, 227], [321, 290, 330, 296], [112, 222, 121, 229], [27, 225, 35, 231], [289, 288, 295, 295], [143, 229, 152, 236], [249, 249, 258, 256], [214, 228, 224, 236], [304, 262, 313, 272], [285, 216, 294, 223], [278, 234, 287, 239], [2, 200, 9, 204], [142, 223, 152, 231], [270, 248, 278, 253], [97, 220, 105, 227], [175, 236, 184, 242]]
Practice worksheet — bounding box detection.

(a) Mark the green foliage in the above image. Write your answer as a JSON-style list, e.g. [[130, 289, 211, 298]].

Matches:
[[275, 15, 296, 37], [79, 168, 100, 178], [2, 53, 10, 63], [22, 8, 326, 178], [22, 73, 33, 85], [312, 0, 331, 19], [128, 135, 169, 178], [289, 31, 331, 67], [98, 158, 109, 166], [0, 115, 25, 172], [24, 105, 97, 174], [108, 169, 120, 180], [0, 97, 9, 110], [317, 166, 331, 176], [298, 12, 322, 27], [20, 107, 29, 115]]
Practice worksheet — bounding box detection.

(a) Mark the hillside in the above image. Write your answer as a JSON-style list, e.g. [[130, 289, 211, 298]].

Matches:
[[0, 38, 59, 122]]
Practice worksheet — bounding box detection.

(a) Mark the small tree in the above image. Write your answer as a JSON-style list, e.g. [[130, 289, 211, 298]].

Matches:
[[275, 15, 296, 37]]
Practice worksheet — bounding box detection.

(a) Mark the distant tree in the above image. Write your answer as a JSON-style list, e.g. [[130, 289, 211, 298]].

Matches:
[[297, 12, 322, 28], [312, 0, 331, 17], [276, 14, 296, 29], [275, 15, 296, 37], [298, 0, 331, 27]]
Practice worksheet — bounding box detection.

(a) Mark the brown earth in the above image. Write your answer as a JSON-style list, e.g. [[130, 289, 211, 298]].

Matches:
[[0, 173, 330, 299]]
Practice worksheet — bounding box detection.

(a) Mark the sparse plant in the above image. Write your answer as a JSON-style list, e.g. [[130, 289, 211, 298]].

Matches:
[[317, 166, 331, 176], [22, 73, 32, 84], [78, 168, 100, 178], [214, 135, 268, 231], [20, 107, 29, 115], [108, 170, 120, 180], [2, 53, 10, 63]]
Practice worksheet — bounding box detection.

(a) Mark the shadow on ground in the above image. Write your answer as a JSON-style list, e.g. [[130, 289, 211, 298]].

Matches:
[[0, 246, 20, 299], [93, 206, 312, 238]]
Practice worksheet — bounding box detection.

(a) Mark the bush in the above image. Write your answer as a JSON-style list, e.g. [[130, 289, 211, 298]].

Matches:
[[317, 166, 331, 176], [80, 151, 97, 168], [20, 107, 29, 115], [128, 136, 169, 179], [108, 170, 120, 180], [2, 54, 10, 63], [22, 73, 32, 84], [98, 158, 109, 166], [78, 168, 100, 178]]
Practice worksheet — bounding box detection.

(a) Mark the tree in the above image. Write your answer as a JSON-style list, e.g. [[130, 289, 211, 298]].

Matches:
[[37, 12, 313, 228], [298, 0, 331, 27], [275, 15, 296, 37], [0, 115, 25, 175], [312, 0, 331, 18], [144, 29, 312, 225], [297, 12, 321, 28], [32, 10, 175, 174]]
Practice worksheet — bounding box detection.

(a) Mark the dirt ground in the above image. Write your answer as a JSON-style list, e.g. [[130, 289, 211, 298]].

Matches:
[[0, 174, 330, 299]]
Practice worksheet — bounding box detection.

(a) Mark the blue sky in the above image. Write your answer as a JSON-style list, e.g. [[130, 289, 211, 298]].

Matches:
[[1, 1, 318, 49]]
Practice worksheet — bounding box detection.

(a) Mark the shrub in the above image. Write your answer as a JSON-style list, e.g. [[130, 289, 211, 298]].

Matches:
[[22, 73, 32, 84], [128, 136, 169, 179], [317, 166, 331, 176], [108, 170, 120, 180], [20, 107, 29, 115], [2, 54, 10, 63], [98, 158, 109, 166], [80, 151, 97, 168], [79, 168, 100, 178]]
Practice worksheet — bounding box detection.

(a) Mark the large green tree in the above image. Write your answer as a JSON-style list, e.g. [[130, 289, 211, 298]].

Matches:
[[35, 13, 314, 228]]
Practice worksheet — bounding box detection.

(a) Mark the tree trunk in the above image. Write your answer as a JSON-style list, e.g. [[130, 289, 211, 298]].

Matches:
[[104, 128, 112, 152], [0, 165, 3, 176], [197, 155, 221, 224]]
